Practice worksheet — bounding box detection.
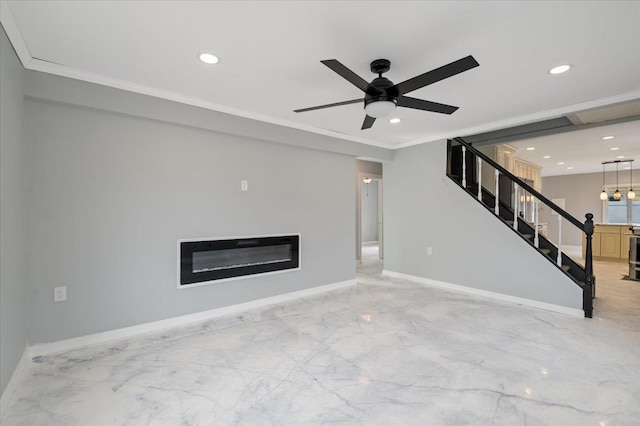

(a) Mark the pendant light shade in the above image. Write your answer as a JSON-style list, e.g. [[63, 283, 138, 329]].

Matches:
[[613, 189, 622, 201], [613, 162, 622, 201], [600, 163, 608, 200]]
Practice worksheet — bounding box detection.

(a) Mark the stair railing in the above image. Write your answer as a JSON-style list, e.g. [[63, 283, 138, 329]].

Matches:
[[450, 137, 595, 318]]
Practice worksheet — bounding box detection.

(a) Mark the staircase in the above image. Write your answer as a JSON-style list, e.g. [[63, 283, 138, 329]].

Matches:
[[447, 138, 596, 318]]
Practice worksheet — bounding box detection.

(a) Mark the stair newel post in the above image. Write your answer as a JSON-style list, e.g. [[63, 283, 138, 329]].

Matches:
[[494, 169, 500, 215], [513, 183, 519, 231], [462, 145, 467, 189], [583, 213, 595, 318], [557, 214, 562, 266], [477, 157, 482, 201], [534, 198, 539, 248]]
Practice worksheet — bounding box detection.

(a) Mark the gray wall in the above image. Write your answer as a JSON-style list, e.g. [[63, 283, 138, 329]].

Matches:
[[541, 171, 620, 246], [384, 141, 582, 310], [0, 27, 27, 396], [24, 72, 394, 163], [361, 180, 379, 242], [24, 83, 356, 344]]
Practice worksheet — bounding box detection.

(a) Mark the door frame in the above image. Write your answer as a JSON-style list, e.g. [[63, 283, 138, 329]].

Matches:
[[356, 172, 383, 263]]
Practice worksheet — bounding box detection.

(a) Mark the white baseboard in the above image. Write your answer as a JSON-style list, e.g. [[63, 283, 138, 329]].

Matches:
[[1, 345, 30, 416], [30, 279, 357, 357], [381, 270, 584, 318]]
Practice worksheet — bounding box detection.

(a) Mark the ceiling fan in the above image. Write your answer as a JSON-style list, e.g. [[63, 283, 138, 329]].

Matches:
[[294, 55, 479, 130]]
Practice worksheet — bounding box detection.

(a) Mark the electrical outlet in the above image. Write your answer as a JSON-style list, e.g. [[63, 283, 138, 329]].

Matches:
[[427, 247, 433, 256], [54, 286, 67, 302], [241, 180, 248, 191]]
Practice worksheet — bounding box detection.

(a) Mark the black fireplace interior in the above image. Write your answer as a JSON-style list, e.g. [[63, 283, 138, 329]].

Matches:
[[180, 235, 300, 286]]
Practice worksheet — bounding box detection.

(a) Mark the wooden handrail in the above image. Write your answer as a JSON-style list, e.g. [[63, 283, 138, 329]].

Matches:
[[452, 137, 584, 231]]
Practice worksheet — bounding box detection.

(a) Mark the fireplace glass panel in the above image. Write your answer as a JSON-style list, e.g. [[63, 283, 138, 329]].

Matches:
[[192, 245, 292, 273]]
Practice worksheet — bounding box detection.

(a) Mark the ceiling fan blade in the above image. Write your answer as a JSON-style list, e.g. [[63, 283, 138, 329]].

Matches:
[[321, 59, 372, 93], [361, 115, 376, 130], [294, 98, 362, 113], [391, 55, 479, 96], [397, 96, 459, 114]]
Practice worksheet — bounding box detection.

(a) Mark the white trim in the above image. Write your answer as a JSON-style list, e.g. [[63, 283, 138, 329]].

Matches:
[[176, 233, 301, 288], [381, 270, 584, 318], [392, 90, 640, 149], [0, 2, 32, 66], [0, 345, 30, 416], [29, 279, 356, 357]]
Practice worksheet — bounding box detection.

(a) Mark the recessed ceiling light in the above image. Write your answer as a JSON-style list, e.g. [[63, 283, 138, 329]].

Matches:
[[616, 155, 625, 159], [526, 147, 535, 151], [567, 166, 574, 170], [602, 136, 614, 140], [557, 162, 565, 165], [549, 64, 571, 75], [199, 53, 220, 64], [543, 155, 551, 159], [389, 118, 401, 124], [610, 147, 620, 151]]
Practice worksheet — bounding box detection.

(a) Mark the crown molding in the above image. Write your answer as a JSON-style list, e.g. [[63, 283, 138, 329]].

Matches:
[[0, 1, 32, 66], [26, 58, 395, 150]]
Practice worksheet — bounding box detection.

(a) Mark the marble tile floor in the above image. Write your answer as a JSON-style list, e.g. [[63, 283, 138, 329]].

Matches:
[[2, 248, 639, 425]]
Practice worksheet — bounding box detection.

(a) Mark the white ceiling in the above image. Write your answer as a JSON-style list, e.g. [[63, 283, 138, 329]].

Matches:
[[2, 1, 640, 149], [510, 119, 640, 177]]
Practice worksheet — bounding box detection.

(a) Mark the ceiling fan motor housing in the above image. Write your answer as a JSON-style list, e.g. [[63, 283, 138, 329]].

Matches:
[[365, 76, 398, 107]]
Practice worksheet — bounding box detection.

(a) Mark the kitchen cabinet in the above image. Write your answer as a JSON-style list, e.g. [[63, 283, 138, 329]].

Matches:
[[582, 224, 633, 262]]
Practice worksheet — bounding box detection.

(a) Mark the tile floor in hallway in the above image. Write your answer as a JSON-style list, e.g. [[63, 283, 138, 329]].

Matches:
[[2, 244, 639, 425]]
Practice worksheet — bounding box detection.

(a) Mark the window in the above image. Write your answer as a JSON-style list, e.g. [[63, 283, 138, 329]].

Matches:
[[604, 184, 639, 224]]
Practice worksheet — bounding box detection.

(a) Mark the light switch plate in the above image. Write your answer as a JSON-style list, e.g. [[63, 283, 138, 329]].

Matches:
[[54, 286, 67, 302]]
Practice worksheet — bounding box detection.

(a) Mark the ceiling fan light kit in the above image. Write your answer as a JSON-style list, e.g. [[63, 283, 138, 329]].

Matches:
[[365, 100, 396, 118], [295, 55, 479, 130]]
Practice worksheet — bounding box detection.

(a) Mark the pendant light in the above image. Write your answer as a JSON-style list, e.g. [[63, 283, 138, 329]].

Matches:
[[362, 177, 372, 197], [613, 162, 621, 201], [600, 163, 608, 200], [629, 160, 636, 200]]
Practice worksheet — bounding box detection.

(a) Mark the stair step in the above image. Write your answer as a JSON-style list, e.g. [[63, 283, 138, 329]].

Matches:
[[541, 248, 551, 255], [561, 265, 571, 272], [522, 234, 534, 239]]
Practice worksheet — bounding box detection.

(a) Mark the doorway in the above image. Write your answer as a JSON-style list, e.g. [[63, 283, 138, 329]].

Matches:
[[357, 172, 383, 263]]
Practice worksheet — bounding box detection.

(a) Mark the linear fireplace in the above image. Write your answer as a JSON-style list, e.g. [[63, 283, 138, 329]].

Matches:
[[178, 234, 300, 287]]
